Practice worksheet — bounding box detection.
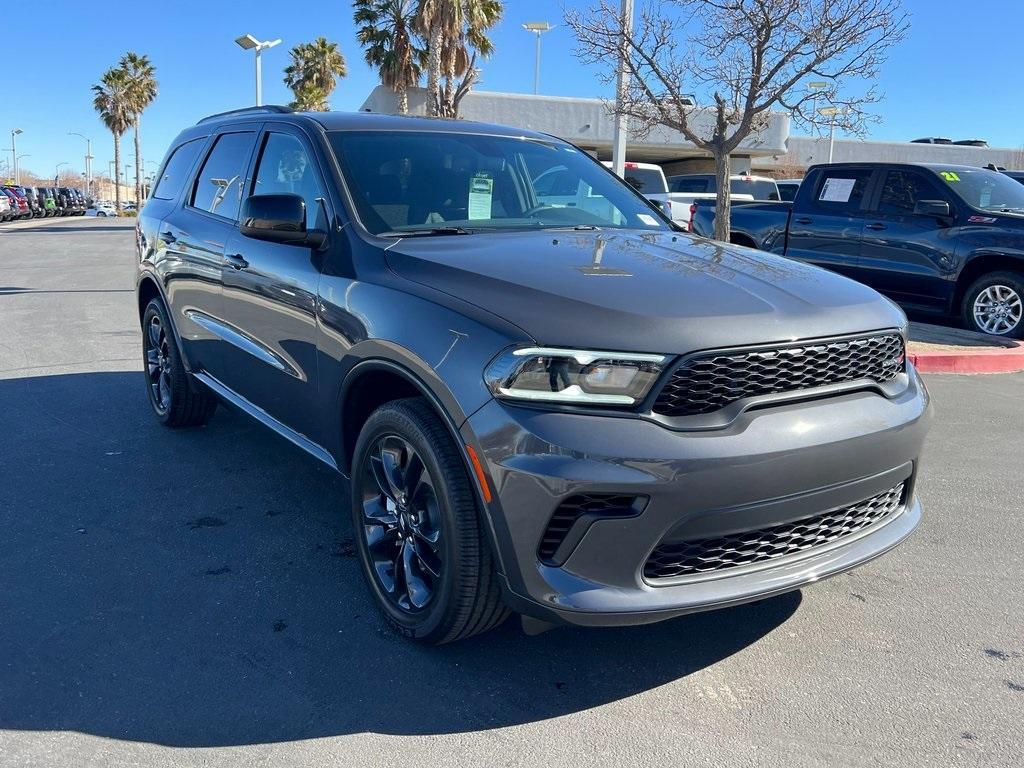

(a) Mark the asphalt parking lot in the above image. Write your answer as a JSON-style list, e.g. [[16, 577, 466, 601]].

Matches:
[[1, 217, 1022, 767]]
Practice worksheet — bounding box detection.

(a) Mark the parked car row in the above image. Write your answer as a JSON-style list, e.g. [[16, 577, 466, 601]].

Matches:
[[0, 185, 88, 221]]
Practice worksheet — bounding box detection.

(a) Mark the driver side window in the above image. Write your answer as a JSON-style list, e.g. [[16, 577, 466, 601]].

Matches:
[[878, 171, 947, 216], [252, 132, 325, 228]]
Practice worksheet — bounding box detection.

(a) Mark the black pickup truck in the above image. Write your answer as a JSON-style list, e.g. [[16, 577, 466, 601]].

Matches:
[[692, 162, 1024, 337]]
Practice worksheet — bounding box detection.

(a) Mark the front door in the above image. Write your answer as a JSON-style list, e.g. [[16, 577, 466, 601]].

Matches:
[[784, 166, 877, 280], [856, 169, 959, 310], [217, 126, 330, 443]]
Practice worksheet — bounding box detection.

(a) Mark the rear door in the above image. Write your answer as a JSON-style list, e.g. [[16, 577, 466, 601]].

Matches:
[[856, 168, 959, 310], [784, 166, 877, 280], [159, 128, 259, 378], [216, 124, 329, 441]]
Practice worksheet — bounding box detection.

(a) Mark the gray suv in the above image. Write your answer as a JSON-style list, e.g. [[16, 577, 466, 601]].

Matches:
[[136, 106, 931, 644]]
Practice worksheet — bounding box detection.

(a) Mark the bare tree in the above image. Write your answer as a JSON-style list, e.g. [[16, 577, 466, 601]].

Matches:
[[567, 0, 909, 241]]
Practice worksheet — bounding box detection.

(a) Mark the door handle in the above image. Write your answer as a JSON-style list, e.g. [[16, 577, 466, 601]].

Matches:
[[794, 217, 812, 225], [225, 253, 249, 270], [866, 222, 887, 231]]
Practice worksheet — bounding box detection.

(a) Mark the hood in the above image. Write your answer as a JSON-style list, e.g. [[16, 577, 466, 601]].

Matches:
[[384, 230, 906, 354]]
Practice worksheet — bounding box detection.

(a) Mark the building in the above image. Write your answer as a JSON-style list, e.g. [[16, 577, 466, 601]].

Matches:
[[359, 86, 788, 174], [359, 86, 1024, 177]]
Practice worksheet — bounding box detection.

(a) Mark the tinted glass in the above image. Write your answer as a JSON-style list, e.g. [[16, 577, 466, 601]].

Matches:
[[731, 179, 779, 200], [778, 183, 799, 202], [252, 132, 325, 228], [621, 167, 668, 194], [153, 138, 204, 201], [878, 171, 946, 215], [933, 168, 1024, 212], [810, 169, 873, 214], [190, 132, 255, 221], [328, 131, 670, 235], [669, 176, 712, 193]]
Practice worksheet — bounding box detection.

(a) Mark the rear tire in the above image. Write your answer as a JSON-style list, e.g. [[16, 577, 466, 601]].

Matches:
[[141, 298, 217, 427], [961, 270, 1024, 338], [351, 397, 508, 644]]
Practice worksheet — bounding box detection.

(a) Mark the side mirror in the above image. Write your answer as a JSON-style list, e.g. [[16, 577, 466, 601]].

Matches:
[[914, 199, 951, 220], [240, 193, 325, 248]]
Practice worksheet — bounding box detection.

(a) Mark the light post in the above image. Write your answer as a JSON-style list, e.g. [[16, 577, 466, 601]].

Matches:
[[55, 161, 68, 184], [68, 132, 93, 200], [17, 154, 30, 185], [235, 34, 282, 106], [817, 106, 846, 163], [124, 164, 132, 200], [611, 0, 634, 178], [522, 22, 554, 95], [11, 128, 23, 185]]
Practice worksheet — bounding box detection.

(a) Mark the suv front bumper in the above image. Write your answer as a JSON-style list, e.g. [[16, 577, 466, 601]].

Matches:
[[463, 364, 931, 627]]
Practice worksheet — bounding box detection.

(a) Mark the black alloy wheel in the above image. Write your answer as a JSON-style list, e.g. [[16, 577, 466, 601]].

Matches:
[[351, 398, 508, 644], [140, 298, 217, 427], [145, 312, 173, 415], [361, 435, 444, 613]]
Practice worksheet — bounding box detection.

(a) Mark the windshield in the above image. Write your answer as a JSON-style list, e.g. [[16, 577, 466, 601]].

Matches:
[[328, 131, 670, 235], [933, 168, 1024, 212]]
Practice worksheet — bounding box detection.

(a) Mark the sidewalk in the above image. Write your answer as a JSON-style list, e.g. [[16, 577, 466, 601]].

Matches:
[[907, 321, 1024, 374]]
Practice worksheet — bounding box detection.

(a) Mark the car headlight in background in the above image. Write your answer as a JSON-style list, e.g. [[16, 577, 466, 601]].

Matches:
[[485, 347, 668, 406]]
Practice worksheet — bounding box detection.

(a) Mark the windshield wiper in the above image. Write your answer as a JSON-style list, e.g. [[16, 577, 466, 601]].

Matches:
[[378, 226, 473, 238]]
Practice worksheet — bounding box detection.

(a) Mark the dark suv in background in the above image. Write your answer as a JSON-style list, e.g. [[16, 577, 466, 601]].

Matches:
[[136, 106, 930, 644]]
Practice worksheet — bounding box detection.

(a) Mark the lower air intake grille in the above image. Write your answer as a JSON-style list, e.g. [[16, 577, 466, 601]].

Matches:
[[644, 483, 905, 581], [539, 494, 639, 563]]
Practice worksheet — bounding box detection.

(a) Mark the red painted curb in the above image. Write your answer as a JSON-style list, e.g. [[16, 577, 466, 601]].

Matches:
[[908, 343, 1024, 375]]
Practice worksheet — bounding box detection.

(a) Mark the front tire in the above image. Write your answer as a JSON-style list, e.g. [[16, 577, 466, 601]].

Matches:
[[141, 298, 217, 427], [351, 398, 508, 644], [961, 271, 1024, 338]]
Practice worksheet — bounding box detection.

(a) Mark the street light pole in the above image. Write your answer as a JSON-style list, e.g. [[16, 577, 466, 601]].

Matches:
[[11, 129, 23, 185], [235, 34, 282, 106], [611, 0, 634, 178], [55, 162, 68, 184], [522, 22, 554, 95], [817, 106, 845, 164]]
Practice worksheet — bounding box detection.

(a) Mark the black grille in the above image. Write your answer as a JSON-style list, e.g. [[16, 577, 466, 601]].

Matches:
[[539, 494, 639, 563], [653, 334, 905, 418], [644, 483, 905, 580]]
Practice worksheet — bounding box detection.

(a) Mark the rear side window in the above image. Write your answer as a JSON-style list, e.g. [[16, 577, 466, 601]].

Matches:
[[153, 138, 204, 201], [731, 179, 779, 201], [189, 132, 255, 221], [810, 169, 873, 214], [622, 166, 667, 194]]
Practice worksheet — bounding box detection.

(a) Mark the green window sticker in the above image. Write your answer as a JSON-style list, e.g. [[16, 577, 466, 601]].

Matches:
[[468, 173, 494, 219], [939, 171, 961, 182]]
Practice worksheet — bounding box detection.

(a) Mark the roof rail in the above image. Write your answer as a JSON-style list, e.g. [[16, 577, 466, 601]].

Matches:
[[196, 105, 294, 125]]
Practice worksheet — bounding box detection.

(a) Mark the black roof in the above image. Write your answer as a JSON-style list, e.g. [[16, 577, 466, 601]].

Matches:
[[192, 105, 555, 140]]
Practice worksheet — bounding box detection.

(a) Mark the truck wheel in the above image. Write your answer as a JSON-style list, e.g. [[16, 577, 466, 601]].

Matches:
[[351, 398, 508, 644], [142, 298, 218, 427], [961, 271, 1024, 338]]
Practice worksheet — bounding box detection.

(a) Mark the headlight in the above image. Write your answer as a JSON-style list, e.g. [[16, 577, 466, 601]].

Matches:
[[485, 347, 668, 406]]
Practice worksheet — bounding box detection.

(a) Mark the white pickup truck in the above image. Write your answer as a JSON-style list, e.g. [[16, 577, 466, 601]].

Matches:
[[666, 173, 780, 229]]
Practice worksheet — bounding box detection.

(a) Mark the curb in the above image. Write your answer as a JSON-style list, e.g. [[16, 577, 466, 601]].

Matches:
[[908, 343, 1024, 375]]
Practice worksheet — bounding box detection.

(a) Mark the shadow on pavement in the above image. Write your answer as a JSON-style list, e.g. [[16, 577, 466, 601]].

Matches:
[[0, 371, 800, 747]]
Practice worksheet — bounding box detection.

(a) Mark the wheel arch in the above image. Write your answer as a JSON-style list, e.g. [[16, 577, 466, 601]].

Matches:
[[136, 272, 195, 374], [954, 253, 1024, 311], [337, 357, 507, 577]]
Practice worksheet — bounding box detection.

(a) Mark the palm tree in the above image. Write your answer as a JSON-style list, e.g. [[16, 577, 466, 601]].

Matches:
[[92, 67, 133, 214], [284, 37, 347, 111], [120, 52, 157, 206], [354, 0, 426, 115], [414, 0, 462, 116], [415, 0, 502, 117]]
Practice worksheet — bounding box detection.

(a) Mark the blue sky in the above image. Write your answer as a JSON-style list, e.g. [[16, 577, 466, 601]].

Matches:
[[2, 0, 1021, 181]]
